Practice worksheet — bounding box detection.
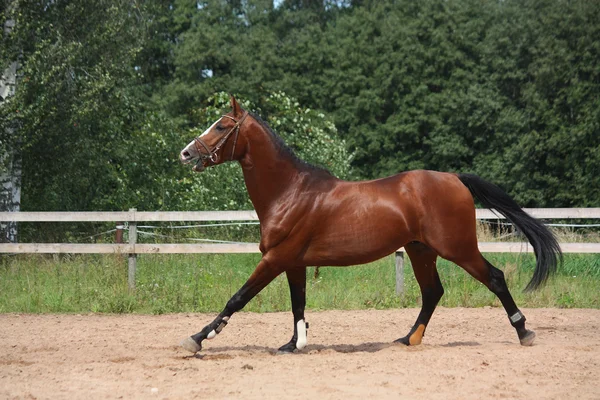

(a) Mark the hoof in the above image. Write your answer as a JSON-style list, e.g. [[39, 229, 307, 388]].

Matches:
[[395, 324, 425, 346], [181, 336, 202, 353], [519, 330, 536, 346], [393, 335, 410, 346], [276, 349, 297, 355], [277, 341, 298, 354]]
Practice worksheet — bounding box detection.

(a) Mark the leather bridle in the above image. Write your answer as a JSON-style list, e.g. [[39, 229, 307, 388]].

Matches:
[[193, 111, 248, 166]]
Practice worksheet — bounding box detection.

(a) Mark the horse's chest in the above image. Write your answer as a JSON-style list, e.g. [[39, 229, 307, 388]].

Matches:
[[259, 214, 315, 254]]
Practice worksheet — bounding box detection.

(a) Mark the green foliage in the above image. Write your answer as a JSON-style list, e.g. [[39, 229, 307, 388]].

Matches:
[[317, 0, 600, 208], [0, 0, 148, 211], [160, 0, 600, 207], [0, 1, 351, 242], [2, 0, 600, 225], [106, 113, 190, 211]]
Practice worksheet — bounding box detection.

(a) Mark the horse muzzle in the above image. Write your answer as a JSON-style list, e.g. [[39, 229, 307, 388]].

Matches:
[[180, 149, 207, 173], [179, 149, 195, 164]]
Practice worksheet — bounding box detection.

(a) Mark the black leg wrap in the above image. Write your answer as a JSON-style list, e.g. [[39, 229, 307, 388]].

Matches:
[[191, 315, 229, 343], [215, 319, 228, 334], [509, 311, 526, 328]]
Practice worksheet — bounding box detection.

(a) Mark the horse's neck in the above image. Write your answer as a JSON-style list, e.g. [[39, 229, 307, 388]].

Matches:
[[239, 124, 303, 220]]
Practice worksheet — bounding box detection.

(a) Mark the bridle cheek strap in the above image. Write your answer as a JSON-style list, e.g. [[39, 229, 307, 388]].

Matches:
[[194, 112, 248, 164]]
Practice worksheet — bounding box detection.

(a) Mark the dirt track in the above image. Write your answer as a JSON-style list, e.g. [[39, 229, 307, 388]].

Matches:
[[1, 308, 599, 399]]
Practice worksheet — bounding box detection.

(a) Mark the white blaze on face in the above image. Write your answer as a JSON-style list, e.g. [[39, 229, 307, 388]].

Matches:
[[181, 117, 223, 160], [200, 117, 223, 138], [296, 319, 307, 350]]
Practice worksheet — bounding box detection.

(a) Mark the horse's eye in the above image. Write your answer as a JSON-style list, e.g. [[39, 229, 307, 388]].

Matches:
[[215, 124, 225, 132]]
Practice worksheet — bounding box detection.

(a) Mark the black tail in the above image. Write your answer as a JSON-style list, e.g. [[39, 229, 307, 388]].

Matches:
[[457, 173, 562, 291]]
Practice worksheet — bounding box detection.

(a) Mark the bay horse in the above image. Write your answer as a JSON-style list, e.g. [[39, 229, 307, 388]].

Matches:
[[179, 96, 561, 354]]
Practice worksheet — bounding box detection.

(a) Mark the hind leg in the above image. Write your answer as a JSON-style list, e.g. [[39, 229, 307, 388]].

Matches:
[[395, 242, 444, 346], [450, 251, 535, 346]]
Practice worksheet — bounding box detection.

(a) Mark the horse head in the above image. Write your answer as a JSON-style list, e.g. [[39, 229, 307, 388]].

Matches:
[[180, 96, 249, 172]]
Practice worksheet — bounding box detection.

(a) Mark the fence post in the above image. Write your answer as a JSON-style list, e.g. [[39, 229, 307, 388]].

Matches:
[[395, 250, 404, 294], [115, 222, 124, 244], [128, 208, 137, 290]]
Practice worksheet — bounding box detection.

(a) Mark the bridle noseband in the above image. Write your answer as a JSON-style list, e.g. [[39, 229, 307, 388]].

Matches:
[[194, 111, 248, 165]]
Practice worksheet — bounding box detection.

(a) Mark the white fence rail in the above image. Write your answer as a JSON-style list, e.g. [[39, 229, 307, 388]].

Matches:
[[1, 208, 599, 222], [0, 241, 598, 255], [1, 208, 599, 291], [0, 210, 259, 222]]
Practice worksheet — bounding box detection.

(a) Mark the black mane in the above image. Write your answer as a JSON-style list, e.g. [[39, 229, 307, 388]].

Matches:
[[249, 112, 335, 177]]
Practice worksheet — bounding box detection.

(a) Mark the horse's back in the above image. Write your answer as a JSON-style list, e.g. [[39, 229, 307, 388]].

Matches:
[[299, 169, 476, 265], [335, 169, 473, 213]]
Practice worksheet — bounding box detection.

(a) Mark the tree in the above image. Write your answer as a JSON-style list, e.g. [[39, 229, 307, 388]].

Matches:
[[2, 0, 598, 225], [0, 0, 21, 242], [317, 0, 600, 206], [470, 0, 600, 206], [0, 0, 148, 213], [149, 0, 600, 207]]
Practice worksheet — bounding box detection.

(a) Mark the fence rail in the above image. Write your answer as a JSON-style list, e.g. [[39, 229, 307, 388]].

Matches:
[[0, 210, 260, 222], [0, 241, 599, 255], [1, 208, 599, 291], [0, 243, 261, 254], [1, 208, 599, 222]]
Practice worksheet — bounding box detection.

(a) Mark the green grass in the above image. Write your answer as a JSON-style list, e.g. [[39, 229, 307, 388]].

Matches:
[[1, 252, 599, 314]]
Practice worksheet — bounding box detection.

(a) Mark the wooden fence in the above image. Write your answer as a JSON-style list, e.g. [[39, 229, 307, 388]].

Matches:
[[1, 208, 599, 291]]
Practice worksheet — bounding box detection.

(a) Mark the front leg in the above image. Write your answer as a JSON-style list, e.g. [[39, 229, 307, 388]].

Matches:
[[278, 267, 308, 354], [181, 259, 281, 353]]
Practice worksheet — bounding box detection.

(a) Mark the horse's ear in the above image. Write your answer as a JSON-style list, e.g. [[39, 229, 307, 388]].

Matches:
[[230, 95, 242, 117]]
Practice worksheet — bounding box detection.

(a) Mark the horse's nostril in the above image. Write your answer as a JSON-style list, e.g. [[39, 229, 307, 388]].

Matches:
[[180, 150, 193, 163]]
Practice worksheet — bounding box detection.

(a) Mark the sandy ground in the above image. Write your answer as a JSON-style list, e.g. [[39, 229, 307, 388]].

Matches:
[[1, 308, 599, 400]]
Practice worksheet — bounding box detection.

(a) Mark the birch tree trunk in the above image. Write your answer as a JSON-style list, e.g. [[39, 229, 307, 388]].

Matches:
[[0, 9, 21, 243]]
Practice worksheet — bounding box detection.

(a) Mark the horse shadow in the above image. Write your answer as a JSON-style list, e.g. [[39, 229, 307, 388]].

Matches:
[[183, 340, 483, 359], [441, 341, 480, 347]]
